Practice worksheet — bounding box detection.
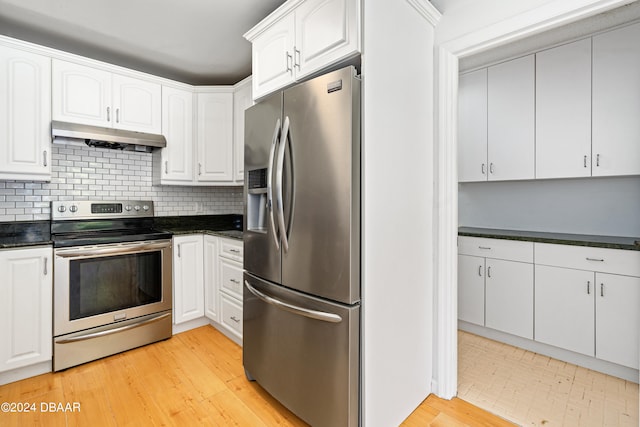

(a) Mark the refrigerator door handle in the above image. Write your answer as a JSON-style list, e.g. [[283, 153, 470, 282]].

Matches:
[[267, 119, 281, 250], [245, 280, 342, 323], [275, 116, 290, 253]]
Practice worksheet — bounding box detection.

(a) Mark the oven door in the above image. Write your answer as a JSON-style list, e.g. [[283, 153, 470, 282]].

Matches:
[[54, 239, 172, 336]]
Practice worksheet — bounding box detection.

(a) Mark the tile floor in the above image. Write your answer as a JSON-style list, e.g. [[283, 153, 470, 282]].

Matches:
[[457, 330, 639, 426]]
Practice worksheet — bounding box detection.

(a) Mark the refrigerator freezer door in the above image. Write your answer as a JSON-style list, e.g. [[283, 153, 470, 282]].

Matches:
[[280, 67, 361, 304], [243, 272, 359, 427], [244, 93, 283, 284]]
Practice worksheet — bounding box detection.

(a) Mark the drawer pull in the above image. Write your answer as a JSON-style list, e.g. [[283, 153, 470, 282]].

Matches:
[[478, 246, 491, 250], [229, 248, 240, 253], [586, 257, 604, 262], [230, 316, 241, 323], [229, 279, 240, 284]]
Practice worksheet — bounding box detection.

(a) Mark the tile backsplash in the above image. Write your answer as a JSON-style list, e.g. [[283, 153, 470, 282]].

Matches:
[[0, 144, 243, 221]]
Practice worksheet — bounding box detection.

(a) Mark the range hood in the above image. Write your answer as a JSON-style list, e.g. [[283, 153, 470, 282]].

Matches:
[[51, 121, 166, 152]]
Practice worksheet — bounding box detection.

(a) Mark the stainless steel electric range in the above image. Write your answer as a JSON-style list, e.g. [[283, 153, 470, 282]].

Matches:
[[51, 200, 173, 371]]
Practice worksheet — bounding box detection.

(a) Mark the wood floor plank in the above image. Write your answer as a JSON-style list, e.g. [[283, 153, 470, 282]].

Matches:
[[0, 325, 514, 426]]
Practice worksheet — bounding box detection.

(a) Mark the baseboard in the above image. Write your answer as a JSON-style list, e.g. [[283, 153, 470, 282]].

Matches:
[[0, 361, 52, 386]]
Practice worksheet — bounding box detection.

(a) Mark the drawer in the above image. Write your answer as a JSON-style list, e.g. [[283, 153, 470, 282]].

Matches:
[[535, 243, 640, 277], [458, 236, 533, 263], [220, 258, 243, 298], [220, 294, 243, 338], [219, 237, 243, 262]]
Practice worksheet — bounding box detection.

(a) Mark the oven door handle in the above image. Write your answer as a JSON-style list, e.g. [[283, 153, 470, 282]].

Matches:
[[55, 240, 171, 258], [55, 312, 171, 344]]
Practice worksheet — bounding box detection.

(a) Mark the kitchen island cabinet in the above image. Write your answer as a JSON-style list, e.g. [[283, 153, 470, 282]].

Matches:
[[0, 246, 52, 376], [0, 45, 51, 182]]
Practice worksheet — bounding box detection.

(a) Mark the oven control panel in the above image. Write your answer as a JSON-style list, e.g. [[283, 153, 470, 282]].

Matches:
[[52, 200, 154, 220]]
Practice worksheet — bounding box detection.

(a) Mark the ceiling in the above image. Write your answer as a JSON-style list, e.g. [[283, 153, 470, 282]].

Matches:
[[0, 0, 286, 85]]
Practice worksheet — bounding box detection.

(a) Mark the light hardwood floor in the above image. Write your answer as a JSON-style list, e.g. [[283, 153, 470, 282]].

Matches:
[[0, 326, 513, 426]]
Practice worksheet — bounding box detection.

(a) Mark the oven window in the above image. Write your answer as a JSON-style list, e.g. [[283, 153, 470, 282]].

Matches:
[[69, 251, 162, 320]]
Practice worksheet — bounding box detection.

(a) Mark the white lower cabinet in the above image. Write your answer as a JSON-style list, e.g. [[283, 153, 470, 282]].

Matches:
[[173, 235, 204, 324], [0, 246, 52, 373], [457, 237, 534, 339], [216, 237, 243, 342]]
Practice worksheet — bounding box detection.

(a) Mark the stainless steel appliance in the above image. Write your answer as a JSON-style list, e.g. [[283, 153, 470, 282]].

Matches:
[[243, 66, 361, 427], [51, 200, 173, 371]]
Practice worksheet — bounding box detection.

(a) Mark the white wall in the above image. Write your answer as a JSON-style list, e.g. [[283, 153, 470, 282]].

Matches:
[[362, 0, 437, 425], [459, 176, 640, 237]]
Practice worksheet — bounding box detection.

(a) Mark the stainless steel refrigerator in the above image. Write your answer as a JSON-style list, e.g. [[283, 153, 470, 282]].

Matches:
[[243, 66, 360, 427]]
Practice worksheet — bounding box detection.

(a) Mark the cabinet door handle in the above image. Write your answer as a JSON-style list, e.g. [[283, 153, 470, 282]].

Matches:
[[487, 266, 491, 278], [198, 163, 202, 175], [286, 51, 293, 73], [587, 280, 590, 295], [165, 161, 168, 174], [177, 244, 181, 258], [583, 155, 587, 168], [489, 163, 494, 174], [596, 154, 600, 167], [600, 283, 604, 297], [43, 150, 47, 167], [586, 257, 604, 262], [294, 47, 301, 69], [478, 265, 482, 277], [107, 106, 111, 122], [481, 163, 486, 175], [44, 257, 48, 276], [116, 108, 120, 123]]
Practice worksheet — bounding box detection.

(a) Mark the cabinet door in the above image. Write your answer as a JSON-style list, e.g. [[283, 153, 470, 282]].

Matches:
[[0, 247, 52, 372], [595, 273, 640, 369], [112, 74, 161, 133], [458, 255, 485, 326], [161, 86, 194, 182], [0, 46, 51, 181], [487, 55, 535, 181], [196, 92, 234, 182], [252, 13, 296, 100], [233, 79, 253, 183], [535, 265, 594, 357], [173, 235, 204, 324], [485, 259, 533, 339], [203, 235, 218, 321], [536, 39, 592, 179], [592, 22, 640, 177], [294, 0, 359, 79], [52, 59, 111, 127], [458, 69, 488, 182]]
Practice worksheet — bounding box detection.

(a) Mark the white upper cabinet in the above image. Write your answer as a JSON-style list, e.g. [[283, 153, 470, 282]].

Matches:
[[294, 0, 359, 79], [246, 0, 360, 100], [159, 86, 194, 183], [252, 14, 296, 99], [592, 22, 640, 177], [458, 69, 487, 182], [233, 78, 253, 183], [196, 91, 234, 182], [52, 59, 161, 133], [487, 55, 535, 181], [0, 45, 51, 181], [536, 38, 592, 179]]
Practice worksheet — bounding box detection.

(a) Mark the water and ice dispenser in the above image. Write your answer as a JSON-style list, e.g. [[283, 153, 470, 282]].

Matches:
[[247, 168, 268, 232]]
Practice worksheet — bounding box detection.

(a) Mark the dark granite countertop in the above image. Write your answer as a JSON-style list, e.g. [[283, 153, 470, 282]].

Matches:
[[154, 214, 243, 240], [0, 221, 51, 249], [459, 227, 640, 251]]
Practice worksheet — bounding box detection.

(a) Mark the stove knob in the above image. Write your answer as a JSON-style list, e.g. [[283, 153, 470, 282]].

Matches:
[[69, 205, 78, 213], [57, 205, 66, 213], [134, 205, 141, 211], [124, 205, 132, 211], [142, 205, 150, 211]]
